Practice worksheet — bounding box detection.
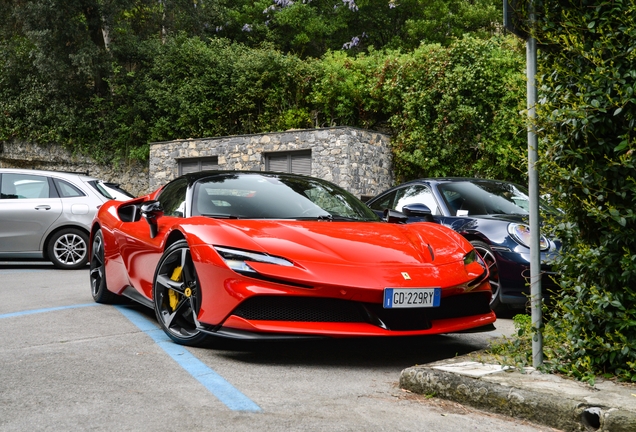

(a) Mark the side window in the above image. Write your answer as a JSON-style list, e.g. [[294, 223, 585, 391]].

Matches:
[[157, 178, 188, 217], [368, 191, 397, 212], [0, 173, 50, 199], [394, 185, 440, 215], [54, 179, 86, 198]]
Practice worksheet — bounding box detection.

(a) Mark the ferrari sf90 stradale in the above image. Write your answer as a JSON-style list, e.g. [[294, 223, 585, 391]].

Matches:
[[89, 171, 495, 346]]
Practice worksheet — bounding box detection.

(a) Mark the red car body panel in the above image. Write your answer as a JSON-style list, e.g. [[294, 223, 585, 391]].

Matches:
[[91, 172, 496, 340]]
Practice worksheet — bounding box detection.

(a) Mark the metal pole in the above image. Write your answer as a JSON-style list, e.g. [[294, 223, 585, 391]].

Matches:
[[527, 24, 543, 366]]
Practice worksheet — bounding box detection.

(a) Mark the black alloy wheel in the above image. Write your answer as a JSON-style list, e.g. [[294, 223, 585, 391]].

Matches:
[[471, 240, 504, 313], [153, 240, 209, 346], [89, 229, 121, 304]]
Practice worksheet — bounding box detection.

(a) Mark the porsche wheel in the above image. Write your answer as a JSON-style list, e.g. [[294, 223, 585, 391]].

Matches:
[[90, 229, 121, 304], [471, 240, 504, 313], [153, 240, 209, 346], [48, 228, 89, 269]]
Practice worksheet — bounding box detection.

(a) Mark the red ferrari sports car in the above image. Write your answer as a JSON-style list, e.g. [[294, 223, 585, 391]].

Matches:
[[89, 171, 495, 346]]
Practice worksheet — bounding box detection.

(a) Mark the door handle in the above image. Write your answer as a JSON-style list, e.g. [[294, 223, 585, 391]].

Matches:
[[35, 205, 51, 210]]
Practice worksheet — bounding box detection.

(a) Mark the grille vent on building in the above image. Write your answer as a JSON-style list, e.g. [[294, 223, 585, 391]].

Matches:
[[179, 157, 219, 175], [266, 150, 311, 176]]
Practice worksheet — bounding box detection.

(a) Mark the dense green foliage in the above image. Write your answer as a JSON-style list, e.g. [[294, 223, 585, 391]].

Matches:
[[310, 36, 528, 182], [489, 0, 636, 383], [0, 0, 523, 179], [222, 0, 500, 57]]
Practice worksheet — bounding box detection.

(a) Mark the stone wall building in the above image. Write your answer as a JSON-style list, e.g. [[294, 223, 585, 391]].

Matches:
[[150, 127, 393, 199], [1, 127, 393, 199]]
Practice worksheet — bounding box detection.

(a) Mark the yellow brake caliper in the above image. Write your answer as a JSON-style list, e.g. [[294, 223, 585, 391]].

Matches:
[[168, 266, 183, 311]]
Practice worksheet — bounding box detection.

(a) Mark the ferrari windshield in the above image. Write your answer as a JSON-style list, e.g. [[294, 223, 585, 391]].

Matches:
[[438, 180, 550, 216], [192, 173, 380, 221]]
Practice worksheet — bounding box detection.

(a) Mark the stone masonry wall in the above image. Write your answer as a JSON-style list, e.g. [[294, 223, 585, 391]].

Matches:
[[0, 141, 149, 196], [150, 127, 393, 198], [1, 127, 393, 198]]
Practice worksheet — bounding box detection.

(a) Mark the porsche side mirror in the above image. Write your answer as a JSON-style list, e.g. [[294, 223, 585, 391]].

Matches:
[[384, 208, 408, 224], [141, 200, 164, 238], [402, 203, 434, 222]]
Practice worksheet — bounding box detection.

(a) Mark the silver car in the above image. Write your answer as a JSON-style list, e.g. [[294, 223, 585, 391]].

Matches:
[[0, 168, 134, 269]]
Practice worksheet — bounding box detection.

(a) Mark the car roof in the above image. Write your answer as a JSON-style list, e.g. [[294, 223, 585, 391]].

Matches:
[[398, 177, 524, 187], [177, 170, 315, 186], [414, 177, 516, 183], [0, 168, 99, 182]]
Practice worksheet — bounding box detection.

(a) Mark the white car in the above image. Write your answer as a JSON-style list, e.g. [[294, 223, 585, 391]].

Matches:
[[0, 168, 134, 269]]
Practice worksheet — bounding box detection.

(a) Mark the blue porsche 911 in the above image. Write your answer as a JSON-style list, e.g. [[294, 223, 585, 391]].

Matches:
[[366, 178, 560, 313]]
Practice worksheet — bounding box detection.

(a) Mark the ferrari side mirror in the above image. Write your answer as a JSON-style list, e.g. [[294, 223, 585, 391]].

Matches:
[[402, 203, 434, 222], [384, 208, 408, 224], [141, 200, 164, 238]]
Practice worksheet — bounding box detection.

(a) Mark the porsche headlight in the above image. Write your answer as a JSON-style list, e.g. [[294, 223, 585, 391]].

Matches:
[[214, 246, 293, 274], [508, 223, 550, 251]]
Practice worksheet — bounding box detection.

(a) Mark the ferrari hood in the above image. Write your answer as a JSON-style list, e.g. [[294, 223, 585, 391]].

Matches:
[[186, 219, 470, 267]]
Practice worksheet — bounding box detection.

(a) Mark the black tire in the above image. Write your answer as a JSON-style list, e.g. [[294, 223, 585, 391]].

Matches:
[[153, 240, 209, 346], [471, 240, 505, 314], [90, 229, 121, 304], [48, 228, 89, 269]]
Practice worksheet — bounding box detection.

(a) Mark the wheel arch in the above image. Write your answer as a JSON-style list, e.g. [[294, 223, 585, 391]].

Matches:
[[42, 224, 91, 260], [164, 229, 187, 251], [461, 232, 491, 246]]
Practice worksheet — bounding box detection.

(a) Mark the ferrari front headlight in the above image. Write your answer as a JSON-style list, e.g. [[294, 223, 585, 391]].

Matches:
[[463, 249, 478, 266], [214, 246, 293, 274]]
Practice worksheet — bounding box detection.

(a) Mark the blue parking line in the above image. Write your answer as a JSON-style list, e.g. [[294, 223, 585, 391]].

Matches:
[[0, 303, 99, 319], [115, 305, 262, 413], [0, 269, 51, 273]]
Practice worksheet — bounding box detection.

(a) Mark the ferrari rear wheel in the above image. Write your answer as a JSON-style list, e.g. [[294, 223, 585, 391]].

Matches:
[[153, 240, 209, 346], [471, 240, 504, 313], [90, 229, 120, 304]]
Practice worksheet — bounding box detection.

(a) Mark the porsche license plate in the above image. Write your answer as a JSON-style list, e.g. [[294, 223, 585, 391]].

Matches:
[[383, 288, 441, 309]]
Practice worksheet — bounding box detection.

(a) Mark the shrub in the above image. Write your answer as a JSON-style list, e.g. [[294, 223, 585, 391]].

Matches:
[[534, 0, 636, 381]]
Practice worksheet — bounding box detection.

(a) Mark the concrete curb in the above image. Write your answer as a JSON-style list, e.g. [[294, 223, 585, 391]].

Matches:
[[400, 360, 636, 432]]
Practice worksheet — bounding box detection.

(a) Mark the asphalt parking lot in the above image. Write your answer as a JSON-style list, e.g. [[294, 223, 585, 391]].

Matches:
[[0, 261, 546, 432]]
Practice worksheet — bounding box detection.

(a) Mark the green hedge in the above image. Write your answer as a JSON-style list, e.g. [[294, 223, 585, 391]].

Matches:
[[533, 0, 636, 382], [310, 35, 528, 183], [2, 33, 528, 185]]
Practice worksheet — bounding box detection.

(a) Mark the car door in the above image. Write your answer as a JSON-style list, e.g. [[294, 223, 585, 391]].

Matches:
[[368, 183, 441, 222], [116, 177, 189, 299], [0, 173, 63, 253]]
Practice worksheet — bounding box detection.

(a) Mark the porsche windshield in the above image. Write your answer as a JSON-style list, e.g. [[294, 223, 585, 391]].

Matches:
[[192, 173, 380, 221], [438, 180, 551, 216]]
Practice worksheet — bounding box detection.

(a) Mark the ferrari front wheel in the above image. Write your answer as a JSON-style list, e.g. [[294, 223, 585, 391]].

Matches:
[[153, 240, 209, 346]]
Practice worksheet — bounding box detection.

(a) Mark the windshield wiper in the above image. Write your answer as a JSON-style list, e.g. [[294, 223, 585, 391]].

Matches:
[[200, 213, 240, 219], [317, 214, 364, 221], [290, 214, 359, 221]]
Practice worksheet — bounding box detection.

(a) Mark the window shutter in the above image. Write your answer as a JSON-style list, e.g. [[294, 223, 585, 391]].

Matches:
[[268, 155, 289, 173], [291, 153, 311, 176], [179, 157, 218, 175], [180, 160, 200, 175], [200, 159, 219, 171]]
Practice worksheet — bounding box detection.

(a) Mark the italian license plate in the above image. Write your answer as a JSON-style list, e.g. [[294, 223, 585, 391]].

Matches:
[[383, 288, 441, 309]]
